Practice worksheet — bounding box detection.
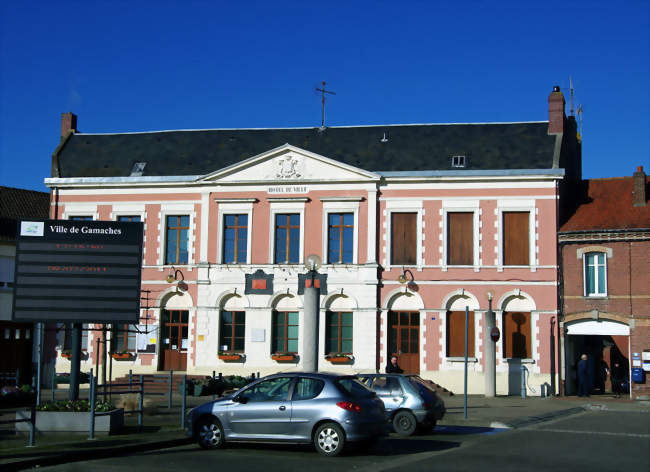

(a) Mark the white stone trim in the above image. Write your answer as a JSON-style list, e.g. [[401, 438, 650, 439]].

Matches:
[[216, 201, 254, 264], [269, 202, 305, 265]]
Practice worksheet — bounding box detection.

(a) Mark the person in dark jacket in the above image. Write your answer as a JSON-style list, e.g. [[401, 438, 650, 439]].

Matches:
[[577, 353, 589, 397], [386, 355, 404, 373], [611, 361, 625, 398]]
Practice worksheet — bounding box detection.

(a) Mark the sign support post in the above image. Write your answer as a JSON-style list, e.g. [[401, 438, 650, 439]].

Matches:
[[69, 323, 82, 400]]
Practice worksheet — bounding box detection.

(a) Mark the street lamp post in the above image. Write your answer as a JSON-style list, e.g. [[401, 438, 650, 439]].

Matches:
[[303, 255, 322, 372]]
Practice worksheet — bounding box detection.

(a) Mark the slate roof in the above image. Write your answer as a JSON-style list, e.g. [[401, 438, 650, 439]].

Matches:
[[0, 186, 50, 241], [559, 176, 650, 232], [53, 122, 558, 178]]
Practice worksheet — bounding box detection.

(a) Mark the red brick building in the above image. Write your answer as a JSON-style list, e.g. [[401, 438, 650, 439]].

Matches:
[[558, 167, 650, 400]]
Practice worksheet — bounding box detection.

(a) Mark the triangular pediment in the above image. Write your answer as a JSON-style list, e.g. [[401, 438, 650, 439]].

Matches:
[[198, 144, 380, 183]]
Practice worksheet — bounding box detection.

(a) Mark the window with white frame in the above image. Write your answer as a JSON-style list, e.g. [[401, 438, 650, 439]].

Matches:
[[165, 215, 189, 264], [269, 199, 305, 264], [321, 198, 360, 265], [442, 201, 478, 268], [497, 200, 535, 268], [385, 200, 422, 268], [216, 199, 254, 264], [584, 252, 607, 297]]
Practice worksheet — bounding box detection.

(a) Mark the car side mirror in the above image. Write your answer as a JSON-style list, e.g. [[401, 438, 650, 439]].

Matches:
[[234, 395, 248, 404]]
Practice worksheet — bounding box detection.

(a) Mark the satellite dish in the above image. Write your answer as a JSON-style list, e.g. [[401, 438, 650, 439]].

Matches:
[[304, 254, 322, 272]]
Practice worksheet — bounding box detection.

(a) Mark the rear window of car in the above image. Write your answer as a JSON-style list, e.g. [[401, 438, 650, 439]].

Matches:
[[409, 376, 437, 395], [335, 377, 374, 398]]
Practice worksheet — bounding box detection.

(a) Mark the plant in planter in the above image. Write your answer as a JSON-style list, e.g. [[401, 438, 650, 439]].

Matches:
[[54, 372, 91, 384], [325, 353, 354, 364], [18, 399, 123, 434], [271, 352, 298, 362], [218, 351, 245, 362], [0, 385, 35, 408], [60, 350, 72, 359], [111, 350, 135, 360]]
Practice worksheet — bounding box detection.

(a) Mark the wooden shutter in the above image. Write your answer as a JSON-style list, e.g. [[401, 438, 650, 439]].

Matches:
[[503, 212, 529, 265], [446, 311, 475, 357], [391, 213, 417, 265], [448, 212, 473, 265], [502, 312, 531, 358]]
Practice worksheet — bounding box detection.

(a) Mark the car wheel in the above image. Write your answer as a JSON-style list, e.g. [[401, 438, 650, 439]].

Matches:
[[392, 410, 417, 436], [197, 416, 225, 450], [314, 422, 346, 457]]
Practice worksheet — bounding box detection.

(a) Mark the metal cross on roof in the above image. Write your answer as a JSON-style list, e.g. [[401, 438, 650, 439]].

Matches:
[[315, 81, 336, 129]]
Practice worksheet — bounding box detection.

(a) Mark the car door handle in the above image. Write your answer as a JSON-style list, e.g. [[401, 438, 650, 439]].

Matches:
[[279, 406, 286, 411]]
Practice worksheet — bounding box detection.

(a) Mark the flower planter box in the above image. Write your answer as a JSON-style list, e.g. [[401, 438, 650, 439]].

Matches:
[[15, 409, 124, 434], [218, 354, 244, 362], [271, 354, 297, 363], [111, 353, 135, 361], [325, 355, 354, 365], [60, 352, 72, 359]]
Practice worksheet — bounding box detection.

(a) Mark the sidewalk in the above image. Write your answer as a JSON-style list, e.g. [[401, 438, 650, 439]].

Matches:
[[1, 393, 647, 471]]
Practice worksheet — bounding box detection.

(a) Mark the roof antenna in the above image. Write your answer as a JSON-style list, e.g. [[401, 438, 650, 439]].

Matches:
[[315, 81, 336, 130]]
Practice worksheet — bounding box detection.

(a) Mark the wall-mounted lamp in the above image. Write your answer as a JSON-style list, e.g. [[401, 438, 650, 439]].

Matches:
[[165, 266, 185, 284], [397, 266, 414, 284]]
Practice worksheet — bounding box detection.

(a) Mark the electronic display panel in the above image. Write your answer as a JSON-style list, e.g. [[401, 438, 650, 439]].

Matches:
[[12, 219, 143, 323]]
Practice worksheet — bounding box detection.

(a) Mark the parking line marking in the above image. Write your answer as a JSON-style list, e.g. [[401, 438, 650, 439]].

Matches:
[[523, 428, 650, 439]]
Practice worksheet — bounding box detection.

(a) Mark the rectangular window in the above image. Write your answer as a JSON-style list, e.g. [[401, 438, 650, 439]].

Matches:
[[447, 212, 473, 265], [220, 311, 245, 352], [63, 323, 89, 351], [328, 213, 354, 264], [391, 213, 417, 265], [503, 212, 529, 265], [272, 311, 298, 353], [326, 311, 353, 354], [584, 252, 607, 296], [117, 215, 141, 222], [446, 311, 475, 357], [112, 324, 137, 352], [502, 312, 531, 359], [165, 215, 189, 264], [274, 214, 300, 264], [69, 216, 93, 221], [223, 214, 248, 263]]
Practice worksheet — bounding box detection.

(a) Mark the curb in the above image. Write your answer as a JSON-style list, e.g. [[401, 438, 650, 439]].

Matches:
[[2, 437, 193, 472], [490, 406, 586, 429]]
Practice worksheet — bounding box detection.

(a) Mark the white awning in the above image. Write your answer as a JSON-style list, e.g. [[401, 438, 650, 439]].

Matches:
[[566, 320, 629, 336]]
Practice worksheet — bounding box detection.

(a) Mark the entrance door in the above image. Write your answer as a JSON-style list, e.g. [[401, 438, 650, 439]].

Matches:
[[0, 322, 33, 384], [388, 311, 420, 374], [161, 310, 188, 371]]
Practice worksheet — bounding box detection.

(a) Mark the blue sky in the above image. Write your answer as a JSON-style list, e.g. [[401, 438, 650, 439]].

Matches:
[[1, 1, 648, 192]]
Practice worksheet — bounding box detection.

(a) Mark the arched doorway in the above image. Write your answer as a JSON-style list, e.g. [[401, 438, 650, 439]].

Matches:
[[564, 317, 629, 396], [384, 291, 423, 374], [158, 290, 193, 371]]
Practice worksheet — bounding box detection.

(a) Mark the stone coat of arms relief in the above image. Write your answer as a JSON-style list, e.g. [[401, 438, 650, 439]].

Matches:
[[275, 155, 302, 179]]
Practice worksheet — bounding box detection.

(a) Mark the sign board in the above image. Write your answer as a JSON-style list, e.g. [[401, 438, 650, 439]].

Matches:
[[12, 219, 143, 323], [490, 327, 500, 342]]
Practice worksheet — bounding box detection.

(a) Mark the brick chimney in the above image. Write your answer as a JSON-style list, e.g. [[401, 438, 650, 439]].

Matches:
[[61, 112, 77, 138], [633, 166, 647, 207], [548, 85, 565, 135]]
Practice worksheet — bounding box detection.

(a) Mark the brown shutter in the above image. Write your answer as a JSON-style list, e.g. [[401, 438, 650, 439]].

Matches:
[[502, 312, 530, 358], [448, 212, 473, 265], [391, 213, 417, 265], [446, 311, 475, 357], [503, 212, 529, 265]]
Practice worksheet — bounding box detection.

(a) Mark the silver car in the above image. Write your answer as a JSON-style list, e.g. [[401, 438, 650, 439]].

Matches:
[[358, 374, 446, 436], [186, 372, 387, 456]]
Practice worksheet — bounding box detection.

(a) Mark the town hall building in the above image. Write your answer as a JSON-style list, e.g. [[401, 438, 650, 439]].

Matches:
[[44, 86, 581, 395]]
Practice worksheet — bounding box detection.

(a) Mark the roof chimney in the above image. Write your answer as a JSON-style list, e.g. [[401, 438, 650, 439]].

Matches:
[[61, 112, 77, 139], [548, 85, 565, 135], [633, 166, 647, 207]]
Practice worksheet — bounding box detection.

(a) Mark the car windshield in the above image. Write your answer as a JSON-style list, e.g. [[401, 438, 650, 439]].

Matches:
[[335, 377, 374, 398]]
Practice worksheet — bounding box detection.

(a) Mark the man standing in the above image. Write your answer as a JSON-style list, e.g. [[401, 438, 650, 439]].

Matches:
[[577, 354, 589, 397], [386, 355, 404, 373]]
